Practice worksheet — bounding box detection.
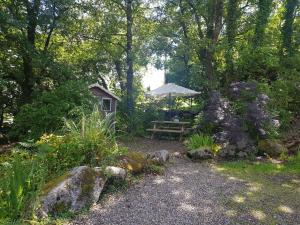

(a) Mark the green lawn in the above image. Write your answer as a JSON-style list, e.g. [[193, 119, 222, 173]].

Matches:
[[215, 152, 300, 224]]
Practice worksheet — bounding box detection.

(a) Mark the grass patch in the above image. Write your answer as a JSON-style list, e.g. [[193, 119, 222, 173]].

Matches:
[[215, 152, 300, 224], [217, 152, 300, 177]]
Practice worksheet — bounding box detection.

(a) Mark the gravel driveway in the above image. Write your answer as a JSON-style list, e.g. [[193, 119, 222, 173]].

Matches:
[[70, 138, 246, 225]]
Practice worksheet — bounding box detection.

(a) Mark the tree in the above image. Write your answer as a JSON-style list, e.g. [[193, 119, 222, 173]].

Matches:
[[281, 0, 299, 56], [225, 0, 240, 81], [253, 0, 273, 49]]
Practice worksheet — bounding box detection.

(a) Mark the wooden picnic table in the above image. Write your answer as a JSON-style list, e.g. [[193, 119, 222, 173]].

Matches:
[[146, 120, 190, 141]]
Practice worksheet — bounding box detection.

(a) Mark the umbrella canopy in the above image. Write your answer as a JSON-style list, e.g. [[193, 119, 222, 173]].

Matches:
[[146, 83, 200, 98]]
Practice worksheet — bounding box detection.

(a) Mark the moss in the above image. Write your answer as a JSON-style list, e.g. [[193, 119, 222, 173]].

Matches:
[[77, 168, 104, 204], [42, 172, 71, 196], [122, 152, 149, 174], [52, 201, 70, 215]]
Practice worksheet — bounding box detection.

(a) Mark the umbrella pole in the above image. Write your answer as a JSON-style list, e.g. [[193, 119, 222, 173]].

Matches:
[[168, 93, 171, 120]]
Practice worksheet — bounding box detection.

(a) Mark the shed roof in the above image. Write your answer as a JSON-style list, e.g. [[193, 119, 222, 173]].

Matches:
[[89, 83, 121, 101]]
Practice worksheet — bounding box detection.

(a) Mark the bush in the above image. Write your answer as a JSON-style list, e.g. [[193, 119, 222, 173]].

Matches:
[[186, 134, 220, 154], [10, 81, 94, 140], [0, 150, 47, 222], [1, 108, 124, 223], [37, 108, 123, 175]]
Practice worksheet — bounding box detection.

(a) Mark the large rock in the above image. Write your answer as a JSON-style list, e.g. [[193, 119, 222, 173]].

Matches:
[[147, 150, 170, 163], [230, 82, 279, 139], [120, 151, 148, 173], [201, 91, 256, 158], [187, 147, 214, 160], [230, 81, 257, 100], [40, 166, 106, 216], [105, 166, 126, 180], [258, 139, 288, 157]]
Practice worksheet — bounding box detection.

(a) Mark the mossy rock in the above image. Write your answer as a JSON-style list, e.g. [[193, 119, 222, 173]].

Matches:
[[258, 139, 288, 157], [121, 151, 149, 174], [40, 166, 106, 217]]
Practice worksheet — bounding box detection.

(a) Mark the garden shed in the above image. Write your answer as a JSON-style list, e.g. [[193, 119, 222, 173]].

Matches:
[[89, 83, 121, 114]]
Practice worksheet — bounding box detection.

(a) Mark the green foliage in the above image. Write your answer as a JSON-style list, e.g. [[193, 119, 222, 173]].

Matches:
[[258, 66, 300, 129], [1, 107, 123, 223], [10, 81, 94, 140], [0, 150, 47, 222], [37, 107, 122, 175], [219, 151, 300, 175], [186, 134, 221, 155], [117, 97, 164, 136]]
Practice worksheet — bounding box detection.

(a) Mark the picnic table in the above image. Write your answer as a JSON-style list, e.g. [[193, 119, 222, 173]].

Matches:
[[146, 120, 190, 141]]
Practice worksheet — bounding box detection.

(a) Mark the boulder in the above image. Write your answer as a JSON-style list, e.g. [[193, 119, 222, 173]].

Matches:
[[147, 150, 170, 163], [258, 139, 288, 157], [200, 91, 256, 158], [230, 82, 279, 139], [120, 151, 148, 173], [40, 166, 106, 216], [187, 147, 214, 160], [105, 166, 126, 180], [230, 81, 257, 100]]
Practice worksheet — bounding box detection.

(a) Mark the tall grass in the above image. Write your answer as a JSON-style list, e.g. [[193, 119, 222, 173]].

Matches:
[[64, 106, 116, 140], [0, 153, 46, 222], [186, 134, 214, 150]]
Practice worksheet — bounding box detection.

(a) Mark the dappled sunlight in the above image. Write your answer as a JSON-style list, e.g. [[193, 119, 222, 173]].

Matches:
[[246, 182, 262, 192], [153, 177, 165, 185], [212, 166, 227, 172], [225, 209, 237, 217], [278, 205, 294, 214], [251, 210, 266, 220], [172, 190, 181, 196], [232, 195, 245, 203], [282, 183, 293, 188], [245, 191, 254, 196], [228, 176, 244, 182], [291, 179, 300, 184], [178, 203, 197, 213], [183, 191, 192, 200], [169, 175, 183, 183]]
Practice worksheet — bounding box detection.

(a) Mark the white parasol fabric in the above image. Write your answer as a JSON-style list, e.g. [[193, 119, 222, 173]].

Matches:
[[146, 83, 200, 98]]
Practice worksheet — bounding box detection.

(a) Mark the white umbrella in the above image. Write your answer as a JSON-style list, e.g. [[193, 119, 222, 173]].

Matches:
[[146, 83, 200, 120], [146, 83, 200, 98]]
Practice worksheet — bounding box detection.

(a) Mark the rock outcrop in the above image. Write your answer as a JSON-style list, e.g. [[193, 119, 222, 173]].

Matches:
[[202, 91, 256, 158], [40, 166, 106, 216], [147, 150, 170, 163], [105, 166, 127, 180], [230, 82, 279, 139], [187, 147, 214, 160], [258, 139, 288, 157]]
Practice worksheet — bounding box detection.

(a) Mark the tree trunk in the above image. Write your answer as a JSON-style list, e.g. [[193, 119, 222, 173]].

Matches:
[[114, 59, 126, 91], [0, 105, 4, 132], [281, 0, 299, 56], [225, 0, 239, 83], [125, 0, 134, 119], [253, 0, 273, 49], [179, 0, 191, 82], [20, 0, 41, 104]]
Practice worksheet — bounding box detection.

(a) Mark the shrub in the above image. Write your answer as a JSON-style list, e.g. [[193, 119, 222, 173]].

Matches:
[[1, 108, 124, 223], [37, 107, 123, 175], [186, 134, 220, 154], [0, 150, 47, 222], [10, 81, 94, 140]]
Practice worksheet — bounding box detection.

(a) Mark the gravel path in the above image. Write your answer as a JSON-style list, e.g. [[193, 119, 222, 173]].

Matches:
[[70, 138, 246, 225]]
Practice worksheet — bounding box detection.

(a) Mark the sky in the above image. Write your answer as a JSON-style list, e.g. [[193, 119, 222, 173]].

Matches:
[[142, 65, 165, 90]]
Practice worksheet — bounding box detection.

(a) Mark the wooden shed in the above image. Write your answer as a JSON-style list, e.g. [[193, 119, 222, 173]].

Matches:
[[89, 83, 121, 114]]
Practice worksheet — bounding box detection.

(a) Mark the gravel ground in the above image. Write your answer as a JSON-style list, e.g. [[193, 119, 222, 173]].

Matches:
[[70, 138, 246, 225], [70, 138, 300, 225]]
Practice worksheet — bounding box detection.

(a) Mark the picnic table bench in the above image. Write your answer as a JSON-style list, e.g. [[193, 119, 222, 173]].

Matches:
[[147, 120, 190, 141]]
